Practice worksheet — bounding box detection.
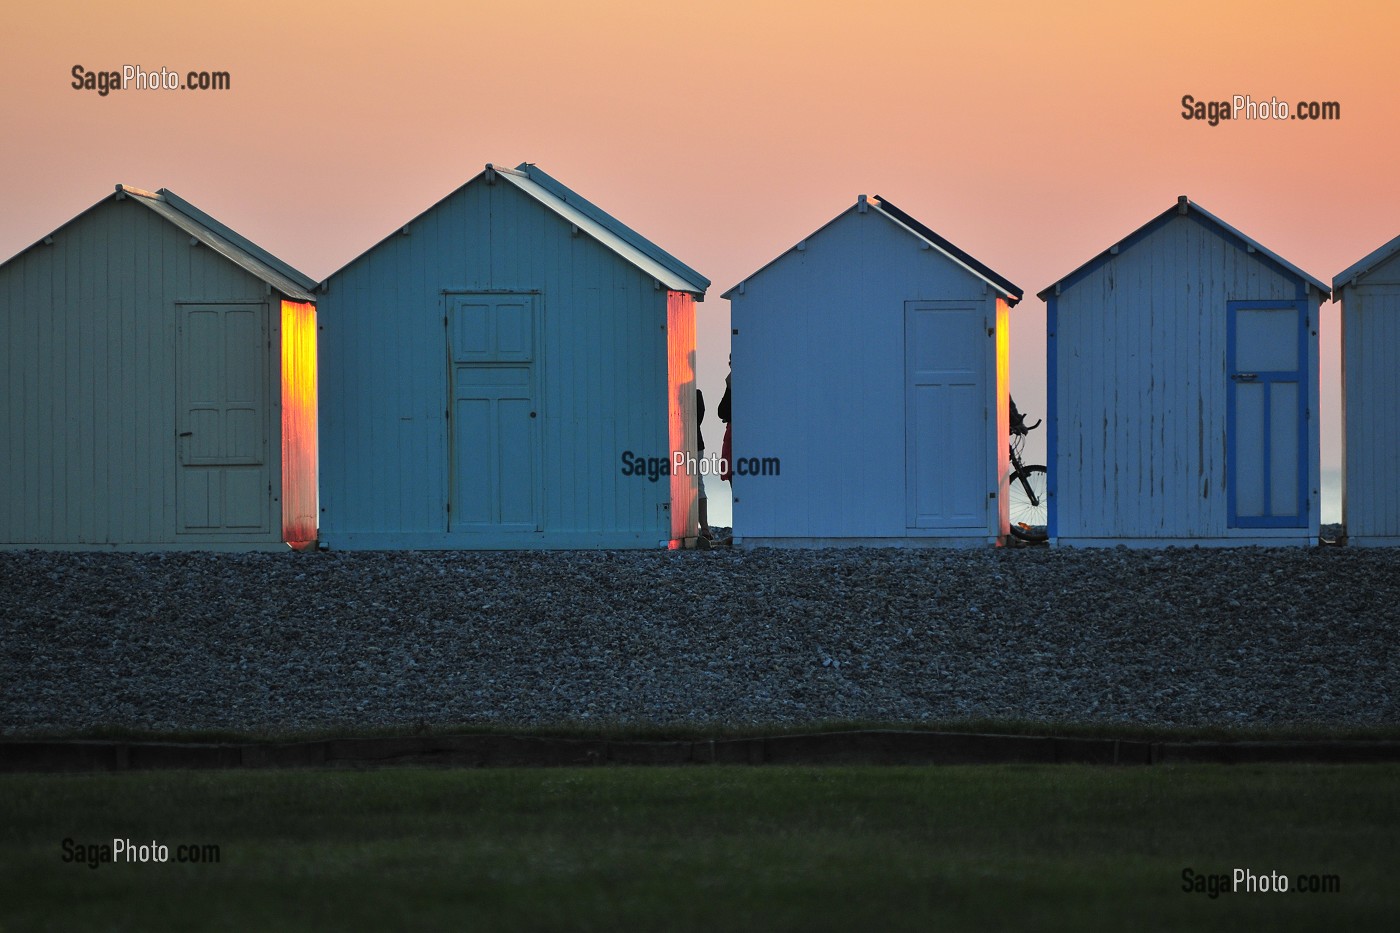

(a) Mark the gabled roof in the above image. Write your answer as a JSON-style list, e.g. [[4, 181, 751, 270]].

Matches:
[[0, 185, 317, 303], [118, 186, 318, 302], [1333, 233, 1400, 292], [1037, 196, 1330, 301], [507, 163, 709, 296], [721, 194, 1023, 305], [319, 163, 709, 297]]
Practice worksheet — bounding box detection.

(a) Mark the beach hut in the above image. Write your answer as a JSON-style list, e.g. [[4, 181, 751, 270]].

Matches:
[[1041, 196, 1328, 546], [0, 185, 319, 550], [316, 163, 709, 549], [722, 194, 1023, 547], [1334, 235, 1400, 546]]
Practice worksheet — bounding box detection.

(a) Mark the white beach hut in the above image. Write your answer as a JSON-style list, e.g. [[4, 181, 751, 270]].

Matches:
[[723, 194, 1023, 547], [0, 185, 320, 550], [1334, 234, 1400, 545], [1041, 196, 1329, 546]]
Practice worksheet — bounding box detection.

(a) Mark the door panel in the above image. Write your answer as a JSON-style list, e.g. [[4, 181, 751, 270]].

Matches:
[[906, 302, 985, 529], [1228, 302, 1305, 528], [448, 295, 540, 533], [178, 304, 270, 534]]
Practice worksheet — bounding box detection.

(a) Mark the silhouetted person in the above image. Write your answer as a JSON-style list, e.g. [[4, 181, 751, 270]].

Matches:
[[697, 388, 711, 540], [718, 371, 732, 483]]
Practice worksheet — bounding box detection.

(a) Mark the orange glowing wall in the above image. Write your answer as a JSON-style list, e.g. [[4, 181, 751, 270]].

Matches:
[[995, 297, 1012, 542], [280, 299, 319, 549], [666, 290, 698, 547]]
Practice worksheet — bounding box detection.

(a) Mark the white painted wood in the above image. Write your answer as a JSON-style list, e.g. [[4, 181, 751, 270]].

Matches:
[[905, 301, 985, 528], [0, 193, 301, 549], [1338, 245, 1400, 544], [728, 200, 1010, 546], [177, 303, 270, 534], [1049, 210, 1323, 546]]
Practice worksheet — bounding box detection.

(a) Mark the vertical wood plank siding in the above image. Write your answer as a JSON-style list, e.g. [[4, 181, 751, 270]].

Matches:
[[1341, 251, 1400, 544], [318, 179, 674, 548], [280, 299, 319, 548], [730, 205, 1008, 545], [1052, 214, 1320, 543], [666, 290, 698, 546], [0, 196, 288, 548]]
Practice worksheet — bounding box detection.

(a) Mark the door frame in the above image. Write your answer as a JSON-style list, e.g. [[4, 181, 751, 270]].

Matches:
[[443, 291, 544, 534], [174, 299, 272, 536], [1226, 298, 1308, 528], [903, 299, 987, 530]]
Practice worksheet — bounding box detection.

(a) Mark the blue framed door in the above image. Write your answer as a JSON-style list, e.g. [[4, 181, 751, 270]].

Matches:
[[1227, 300, 1307, 528]]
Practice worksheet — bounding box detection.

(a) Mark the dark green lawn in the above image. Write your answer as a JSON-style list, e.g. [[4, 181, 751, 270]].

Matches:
[[1, 765, 1395, 931]]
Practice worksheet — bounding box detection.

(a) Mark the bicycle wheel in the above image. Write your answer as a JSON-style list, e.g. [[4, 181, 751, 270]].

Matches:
[[1008, 465, 1048, 542]]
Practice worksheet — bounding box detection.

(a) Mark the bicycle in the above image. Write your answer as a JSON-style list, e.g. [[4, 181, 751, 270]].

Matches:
[[1008, 411, 1048, 543]]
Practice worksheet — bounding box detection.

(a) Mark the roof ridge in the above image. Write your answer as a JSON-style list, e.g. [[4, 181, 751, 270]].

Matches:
[[514, 163, 710, 292]]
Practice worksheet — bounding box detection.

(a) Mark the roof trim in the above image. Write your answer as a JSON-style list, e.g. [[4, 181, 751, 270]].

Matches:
[[513, 163, 709, 294], [1333, 233, 1400, 292], [318, 164, 708, 298], [1037, 196, 1329, 301], [721, 195, 1024, 304], [873, 196, 1023, 305], [118, 185, 317, 302], [0, 186, 317, 303]]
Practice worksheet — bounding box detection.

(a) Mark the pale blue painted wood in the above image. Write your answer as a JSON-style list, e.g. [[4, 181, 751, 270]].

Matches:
[[318, 175, 678, 549]]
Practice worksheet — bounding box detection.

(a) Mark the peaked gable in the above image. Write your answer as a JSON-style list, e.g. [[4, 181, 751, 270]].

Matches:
[[0, 185, 316, 302], [723, 194, 1022, 303], [320, 163, 708, 297], [1038, 196, 1329, 301], [1334, 233, 1400, 292]]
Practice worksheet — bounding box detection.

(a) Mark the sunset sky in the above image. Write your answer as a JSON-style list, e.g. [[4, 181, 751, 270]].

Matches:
[[4, 0, 1397, 525]]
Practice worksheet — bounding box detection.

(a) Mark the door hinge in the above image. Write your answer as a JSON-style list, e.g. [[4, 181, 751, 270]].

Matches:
[[1306, 408, 1311, 420], [444, 316, 448, 327], [446, 502, 451, 514], [446, 409, 451, 420]]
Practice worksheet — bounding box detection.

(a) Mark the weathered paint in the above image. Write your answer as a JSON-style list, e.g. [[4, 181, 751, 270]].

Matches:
[[0, 189, 315, 550], [317, 167, 705, 549], [723, 197, 1017, 547], [1042, 203, 1324, 547], [1335, 237, 1400, 545], [280, 299, 318, 549]]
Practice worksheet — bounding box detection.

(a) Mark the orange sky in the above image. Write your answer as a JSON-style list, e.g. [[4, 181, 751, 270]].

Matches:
[[4, 0, 1398, 524]]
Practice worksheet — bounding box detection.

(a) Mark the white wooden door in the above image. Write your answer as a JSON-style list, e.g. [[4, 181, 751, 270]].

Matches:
[[448, 295, 540, 532], [1229, 301, 1306, 527], [177, 303, 270, 533], [905, 301, 985, 529]]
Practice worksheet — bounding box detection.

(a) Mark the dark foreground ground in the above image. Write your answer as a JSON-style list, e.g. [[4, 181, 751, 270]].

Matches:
[[2, 766, 1396, 932]]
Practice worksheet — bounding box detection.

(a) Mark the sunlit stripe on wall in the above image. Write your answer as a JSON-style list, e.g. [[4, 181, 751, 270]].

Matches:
[[280, 300, 318, 549]]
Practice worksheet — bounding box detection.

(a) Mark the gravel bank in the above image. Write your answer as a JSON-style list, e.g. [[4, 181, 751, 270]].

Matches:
[[2, 543, 1397, 735]]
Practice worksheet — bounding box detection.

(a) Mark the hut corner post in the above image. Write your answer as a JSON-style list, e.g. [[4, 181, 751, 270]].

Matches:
[[666, 291, 699, 548]]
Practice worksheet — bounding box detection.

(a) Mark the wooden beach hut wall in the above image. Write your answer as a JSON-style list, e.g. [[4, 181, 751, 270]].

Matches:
[[723, 194, 1023, 547], [1334, 235, 1400, 546], [0, 185, 320, 550], [1040, 196, 1328, 547], [316, 163, 710, 549]]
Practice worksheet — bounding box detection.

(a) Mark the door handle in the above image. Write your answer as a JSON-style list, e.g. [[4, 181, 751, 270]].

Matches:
[[179, 431, 193, 437], [1231, 373, 1258, 382]]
